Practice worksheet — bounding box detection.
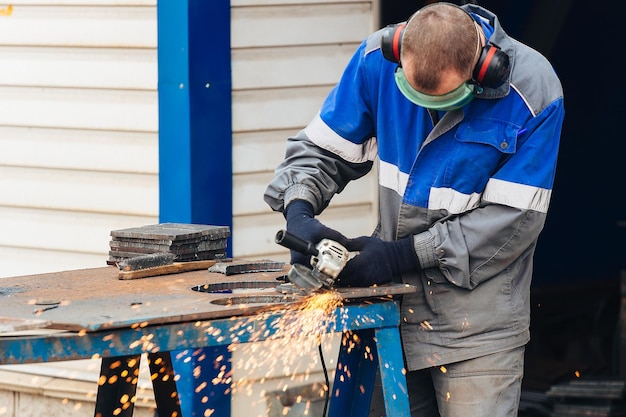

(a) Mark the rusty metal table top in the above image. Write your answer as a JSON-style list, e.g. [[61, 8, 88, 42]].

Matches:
[[0, 263, 415, 417], [0, 263, 415, 335]]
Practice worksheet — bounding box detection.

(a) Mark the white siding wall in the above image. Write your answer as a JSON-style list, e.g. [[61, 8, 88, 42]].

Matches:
[[0, 1, 378, 416], [0, 0, 159, 278], [0, 3, 159, 415], [0, 0, 379, 277]]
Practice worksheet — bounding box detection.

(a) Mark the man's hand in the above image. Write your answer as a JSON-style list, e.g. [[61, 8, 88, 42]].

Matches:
[[336, 235, 420, 287], [284, 199, 348, 266]]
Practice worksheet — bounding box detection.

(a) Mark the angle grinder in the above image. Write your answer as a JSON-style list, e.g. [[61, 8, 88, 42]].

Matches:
[[274, 229, 350, 292]]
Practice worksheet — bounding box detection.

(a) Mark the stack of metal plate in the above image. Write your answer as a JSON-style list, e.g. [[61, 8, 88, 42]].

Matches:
[[107, 223, 230, 264]]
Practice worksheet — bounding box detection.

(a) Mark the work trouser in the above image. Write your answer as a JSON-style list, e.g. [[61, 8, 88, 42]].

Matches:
[[369, 345, 525, 417]]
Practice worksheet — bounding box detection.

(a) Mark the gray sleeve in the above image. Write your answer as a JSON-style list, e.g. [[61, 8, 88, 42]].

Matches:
[[264, 129, 374, 214], [412, 203, 546, 289]]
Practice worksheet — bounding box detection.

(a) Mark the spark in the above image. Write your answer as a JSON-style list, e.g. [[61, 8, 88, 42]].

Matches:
[[227, 291, 344, 402], [460, 316, 471, 331], [420, 321, 433, 330]]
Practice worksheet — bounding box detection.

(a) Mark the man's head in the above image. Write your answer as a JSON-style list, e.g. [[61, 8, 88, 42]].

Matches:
[[381, 3, 510, 110], [401, 3, 482, 95]]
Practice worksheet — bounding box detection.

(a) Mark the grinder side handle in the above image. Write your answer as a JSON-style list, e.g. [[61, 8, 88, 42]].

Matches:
[[274, 230, 319, 257]]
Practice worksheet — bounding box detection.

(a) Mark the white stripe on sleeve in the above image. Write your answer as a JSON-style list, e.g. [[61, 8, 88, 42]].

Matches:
[[483, 178, 551, 213], [304, 113, 378, 164]]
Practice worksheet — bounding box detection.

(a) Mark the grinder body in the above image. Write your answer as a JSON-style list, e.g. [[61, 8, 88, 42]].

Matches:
[[275, 230, 349, 291]]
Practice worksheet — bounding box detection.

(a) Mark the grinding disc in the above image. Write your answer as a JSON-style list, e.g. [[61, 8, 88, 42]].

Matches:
[[287, 264, 325, 291]]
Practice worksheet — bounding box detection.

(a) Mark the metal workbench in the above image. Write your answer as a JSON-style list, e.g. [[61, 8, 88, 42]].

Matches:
[[0, 264, 414, 416]]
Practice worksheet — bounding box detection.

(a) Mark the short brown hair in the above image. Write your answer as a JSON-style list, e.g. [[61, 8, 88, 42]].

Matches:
[[401, 3, 480, 92]]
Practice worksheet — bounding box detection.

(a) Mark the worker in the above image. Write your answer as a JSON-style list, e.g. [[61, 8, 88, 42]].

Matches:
[[264, 2, 564, 416]]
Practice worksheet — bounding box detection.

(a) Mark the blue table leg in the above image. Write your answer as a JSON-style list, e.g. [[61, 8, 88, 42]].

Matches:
[[327, 326, 410, 417], [374, 327, 410, 416], [327, 328, 379, 416], [171, 346, 231, 417]]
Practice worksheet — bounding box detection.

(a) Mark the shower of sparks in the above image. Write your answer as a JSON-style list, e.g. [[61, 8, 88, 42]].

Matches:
[[180, 291, 347, 416], [95, 290, 364, 416], [229, 291, 344, 390]]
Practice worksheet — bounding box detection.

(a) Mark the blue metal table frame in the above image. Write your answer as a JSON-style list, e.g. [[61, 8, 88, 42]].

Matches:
[[0, 300, 410, 417]]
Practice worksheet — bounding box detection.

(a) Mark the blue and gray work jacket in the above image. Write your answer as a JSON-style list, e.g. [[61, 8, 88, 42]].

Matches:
[[264, 4, 565, 370]]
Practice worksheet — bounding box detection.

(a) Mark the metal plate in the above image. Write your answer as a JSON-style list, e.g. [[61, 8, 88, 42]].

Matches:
[[0, 263, 415, 335], [191, 281, 279, 293], [110, 223, 230, 241]]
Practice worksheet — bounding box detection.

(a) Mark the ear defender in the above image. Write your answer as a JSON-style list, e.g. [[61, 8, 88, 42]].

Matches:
[[380, 17, 511, 89], [472, 44, 510, 88], [380, 23, 406, 63]]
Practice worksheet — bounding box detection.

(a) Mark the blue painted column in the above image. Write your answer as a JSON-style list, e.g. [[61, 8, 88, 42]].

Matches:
[[157, 1, 232, 416], [157, 0, 233, 239]]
